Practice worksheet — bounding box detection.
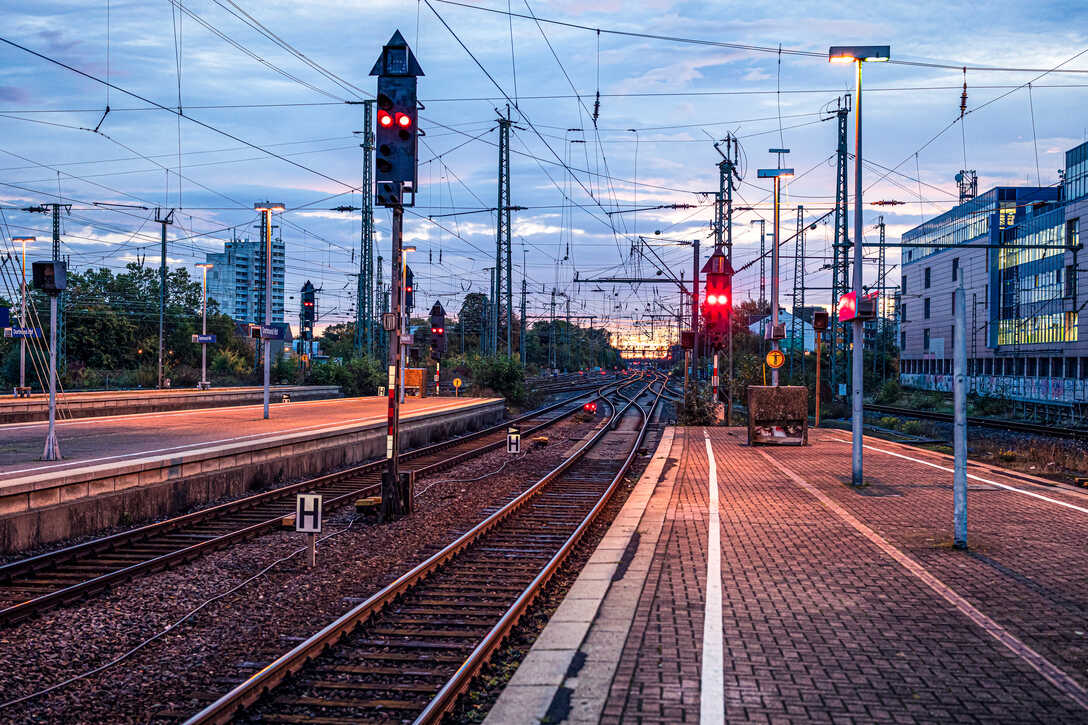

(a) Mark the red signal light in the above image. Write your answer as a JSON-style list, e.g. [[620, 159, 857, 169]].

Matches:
[[396, 112, 412, 128], [378, 110, 394, 127], [583, 401, 598, 413]]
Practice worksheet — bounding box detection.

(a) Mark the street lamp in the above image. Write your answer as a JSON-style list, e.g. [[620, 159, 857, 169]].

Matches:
[[829, 44, 890, 487], [11, 236, 34, 393], [254, 202, 286, 419], [756, 167, 794, 386], [196, 263, 213, 390]]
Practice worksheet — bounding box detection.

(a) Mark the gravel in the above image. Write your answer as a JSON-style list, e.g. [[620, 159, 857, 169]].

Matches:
[[0, 415, 599, 724]]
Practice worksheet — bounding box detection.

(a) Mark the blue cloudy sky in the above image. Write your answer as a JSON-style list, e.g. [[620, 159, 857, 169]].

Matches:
[[1, 0, 1086, 348]]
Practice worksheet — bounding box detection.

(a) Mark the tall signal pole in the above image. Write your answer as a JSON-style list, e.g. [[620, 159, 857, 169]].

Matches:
[[155, 208, 175, 389], [830, 94, 852, 400], [372, 30, 423, 521], [496, 107, 513, 356], [357, 100, 376, 357], [714, 134, 739, 424]]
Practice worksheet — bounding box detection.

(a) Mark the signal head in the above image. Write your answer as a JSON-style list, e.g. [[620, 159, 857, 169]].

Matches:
[[378, 110, 394, 127]]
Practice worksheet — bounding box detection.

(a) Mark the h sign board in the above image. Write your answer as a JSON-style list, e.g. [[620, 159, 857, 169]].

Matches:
[[507, 426, 521, 454], [295, 494, 323, 533]]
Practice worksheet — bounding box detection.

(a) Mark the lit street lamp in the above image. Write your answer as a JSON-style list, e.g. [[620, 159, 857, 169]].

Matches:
[[755, 167, 794, 386], [255, 202, 286, 419], [196, 263, 213, 390], [11, 236, 34, 393], [829, 44, 890, 487]]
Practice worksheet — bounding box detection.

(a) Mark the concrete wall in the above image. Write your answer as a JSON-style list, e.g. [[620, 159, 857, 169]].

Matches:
[[0, 399, 503, 553], [0, 385, 341, 424]]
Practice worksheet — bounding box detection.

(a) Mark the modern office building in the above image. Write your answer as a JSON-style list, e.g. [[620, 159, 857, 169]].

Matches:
[[899, 140, 1087, 410], [204, 236, 286, 324]]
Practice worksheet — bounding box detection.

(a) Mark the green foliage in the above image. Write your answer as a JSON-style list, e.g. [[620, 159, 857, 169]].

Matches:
[[442, 354, 526, 405], [307, 356, 385, 397], [874, 379, 902, 404], [678, 382, 717, 426], [212, 349, 250, 378], [900, 419, 924, 436]]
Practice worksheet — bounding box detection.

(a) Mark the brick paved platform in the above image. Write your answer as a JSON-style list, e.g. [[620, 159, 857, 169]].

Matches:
[[490, 426, 1088, 724]]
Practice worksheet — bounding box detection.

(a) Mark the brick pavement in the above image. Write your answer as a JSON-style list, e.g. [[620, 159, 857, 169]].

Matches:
[[600, 426, 1088, 724]]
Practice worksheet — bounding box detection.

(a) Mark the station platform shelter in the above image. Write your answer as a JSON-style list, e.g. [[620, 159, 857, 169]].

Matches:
[[488, 426, 1088, 724]]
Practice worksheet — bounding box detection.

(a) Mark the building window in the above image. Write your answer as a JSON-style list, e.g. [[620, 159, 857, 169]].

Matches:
[[951, 293, 956, 314], [1068, 218, 1080, 248], [1027, 358, 1037, 377], [924, 298, 931, 319], [900, 331, 906, 349], [923, 329, 930, 351], [902, 275, 907, 295], [1066, 265, 1077, 298], [925, 267, 931, 288], [901, 303, 907, 321], [952, 257, 959, 281]]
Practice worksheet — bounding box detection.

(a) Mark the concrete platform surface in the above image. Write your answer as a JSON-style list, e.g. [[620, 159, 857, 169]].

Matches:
[[493, 426, 1088, 724], [0, 396, 503, 552], [0, 395, 479, 479], [0, 384, 341, 423]]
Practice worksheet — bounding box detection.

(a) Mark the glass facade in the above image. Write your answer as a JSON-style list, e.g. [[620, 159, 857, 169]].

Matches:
[[997, 312, 1078, 345], [1065, 141, 1088, 202]]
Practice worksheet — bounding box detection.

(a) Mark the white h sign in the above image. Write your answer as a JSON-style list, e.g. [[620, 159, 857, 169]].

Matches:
[[295, 494, 323, 533], [506, 426, 521, 454]]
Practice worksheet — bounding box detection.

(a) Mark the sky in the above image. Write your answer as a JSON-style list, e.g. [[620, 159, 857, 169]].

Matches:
[[1, 0, 1086, 353]]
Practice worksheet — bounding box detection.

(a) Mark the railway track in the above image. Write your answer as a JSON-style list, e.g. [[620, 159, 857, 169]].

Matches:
[[863, 404, 1088, 442], [0, 376, 635, 626], [184, 373, 665, 725]]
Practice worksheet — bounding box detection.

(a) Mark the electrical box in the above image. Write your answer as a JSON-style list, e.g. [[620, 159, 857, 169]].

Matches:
[[812, 310, 829, 331]]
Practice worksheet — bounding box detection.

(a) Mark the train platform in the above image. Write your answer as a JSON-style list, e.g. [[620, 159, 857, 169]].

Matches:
[[0, 384, 341, 423], [488, 426, 1088, 724], [0, 395, 503, 552]]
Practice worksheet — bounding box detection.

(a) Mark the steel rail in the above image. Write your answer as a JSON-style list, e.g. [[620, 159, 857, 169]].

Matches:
[[863, 403, 1088, 442], [0, 377, 633, 625], [415, 374, 665, 724], [183, 373, 663, 725]]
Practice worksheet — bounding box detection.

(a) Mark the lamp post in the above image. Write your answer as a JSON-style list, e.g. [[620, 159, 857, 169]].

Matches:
[[830, 44, 890, 487], [12, 236, 34, 392], [756, 168, 794, 386], [196, 263, 213, 390], [400, 245, 416, 403], [255, 202, 285, 419]]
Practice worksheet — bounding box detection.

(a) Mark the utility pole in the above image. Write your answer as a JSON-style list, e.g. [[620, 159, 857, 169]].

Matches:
[[875, 216, 887, 378], [692, 239, 700, 381], [790, 205, 804, 382], [255, 203, 284, 419], [520, 250, 527, 363], [714, 134, 739, 424], [356, 100, 376, 357], [155, 208, 175, 389], [549, 288, 556, 371], [830, 94, 852, 401], [496, 107, 514, 357]]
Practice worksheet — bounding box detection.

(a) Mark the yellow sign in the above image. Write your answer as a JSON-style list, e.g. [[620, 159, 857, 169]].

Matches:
[[765, 350, 786, 369], [452, 377, 463, 388]]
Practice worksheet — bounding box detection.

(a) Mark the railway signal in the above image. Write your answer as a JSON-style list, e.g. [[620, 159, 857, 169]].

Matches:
[[371, 30, 422, 208], [429, 301, 446, 361], [405, 266, 415, 310], [372, 30, 424, 522], [701, 248, 733, 350]]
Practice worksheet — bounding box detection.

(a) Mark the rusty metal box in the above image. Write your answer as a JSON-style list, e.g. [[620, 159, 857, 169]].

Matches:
[[747, 385, 808, 446]]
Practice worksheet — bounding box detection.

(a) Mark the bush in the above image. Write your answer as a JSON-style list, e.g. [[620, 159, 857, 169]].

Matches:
[[211, 349, 249, 377], [874, 379, 902, 404], [678, 383, 717, 426], [901, 420, 924, 436], [464, 355, 526, 406], [308, 356, 384, 397]]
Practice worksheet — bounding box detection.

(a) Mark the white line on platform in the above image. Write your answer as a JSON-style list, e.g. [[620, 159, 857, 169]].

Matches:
[[828, 436, 1088, 515], [756, 449, 1088, 713], [1, 399, 479, 477], [700, 430, 725, 725]]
